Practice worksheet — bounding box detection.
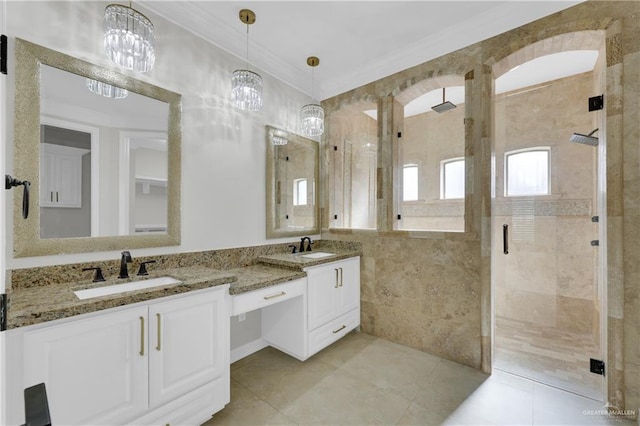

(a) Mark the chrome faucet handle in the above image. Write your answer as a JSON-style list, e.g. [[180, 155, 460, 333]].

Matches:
[[306, 238, 313, 252], [288, 244, 297, 254], [82, 267, 105, 283]]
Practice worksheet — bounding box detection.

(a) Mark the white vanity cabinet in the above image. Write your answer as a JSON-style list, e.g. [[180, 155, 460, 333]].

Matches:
[[23, 306, 149, 425], [39, 143, 88, 208], [306, 256, 360, 356], [21, 286, 230, 426]]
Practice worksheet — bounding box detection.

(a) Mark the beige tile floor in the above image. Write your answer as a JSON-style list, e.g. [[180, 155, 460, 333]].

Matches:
[[204, 332, 637, 426], [494, 316, 602, 400]]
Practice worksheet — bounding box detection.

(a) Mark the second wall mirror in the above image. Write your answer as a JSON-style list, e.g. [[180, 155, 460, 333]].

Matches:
[[266, 125, 319, 238]]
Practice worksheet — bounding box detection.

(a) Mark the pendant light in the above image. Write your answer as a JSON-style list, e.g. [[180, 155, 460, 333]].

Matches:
[[300, 56, 324, 137], [104, 3, 155, 72], [231, 9, 263, 111]]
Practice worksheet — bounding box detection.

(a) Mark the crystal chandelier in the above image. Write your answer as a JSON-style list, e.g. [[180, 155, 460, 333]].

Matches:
[[272, 135, 288, 146], [86, 78, 128, 99], [104, 3, 155, 73], [300, 57, 324, 137], [231, 9, 263, 111]]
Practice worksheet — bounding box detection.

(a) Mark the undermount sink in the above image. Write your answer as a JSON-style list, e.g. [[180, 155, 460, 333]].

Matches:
[[300, 252, 335, 259], [74, 276, 182, 300]]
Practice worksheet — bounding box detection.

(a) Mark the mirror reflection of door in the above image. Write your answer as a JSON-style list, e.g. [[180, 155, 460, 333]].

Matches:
[[118, 132, 168, 235]]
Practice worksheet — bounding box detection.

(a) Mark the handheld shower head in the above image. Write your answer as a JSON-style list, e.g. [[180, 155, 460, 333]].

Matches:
[[570, 128, 599, 146]]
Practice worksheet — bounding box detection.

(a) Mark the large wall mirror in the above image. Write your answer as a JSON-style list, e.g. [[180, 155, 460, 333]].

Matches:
[[13, 38, 181, 257], [265, 126, 319, 238]]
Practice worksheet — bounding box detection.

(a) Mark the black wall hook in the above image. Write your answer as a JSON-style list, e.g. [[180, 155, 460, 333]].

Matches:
[[5, 174, 31, 219]]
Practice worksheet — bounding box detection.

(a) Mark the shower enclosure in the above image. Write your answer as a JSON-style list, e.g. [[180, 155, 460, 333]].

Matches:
[[492, 54, 606, 400]]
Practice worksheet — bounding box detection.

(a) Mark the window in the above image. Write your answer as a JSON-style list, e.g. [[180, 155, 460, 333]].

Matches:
[[441, 158, 465, 199], [293, 178, 307, 206], [505, 148, 550, 196], [403, 164, 418, 201]]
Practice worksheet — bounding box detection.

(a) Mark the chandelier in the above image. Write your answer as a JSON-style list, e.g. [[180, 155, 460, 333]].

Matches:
[[104, 3, 155, 73], [231, 9, 263, 111], [86, 79, 128, 99], [300, 56, 324, 137]]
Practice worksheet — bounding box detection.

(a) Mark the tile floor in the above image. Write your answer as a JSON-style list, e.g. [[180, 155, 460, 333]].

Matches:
[[204, 332, 637, 426], [494, 316, 602, 400]]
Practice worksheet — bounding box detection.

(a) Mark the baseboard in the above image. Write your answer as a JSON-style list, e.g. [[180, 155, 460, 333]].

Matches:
[[230, 338, 269, 363]]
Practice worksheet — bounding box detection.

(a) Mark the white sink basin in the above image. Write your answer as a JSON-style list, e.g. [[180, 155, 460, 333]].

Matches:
[[300, 252, 335, 259], [74, 276, 182, 300]]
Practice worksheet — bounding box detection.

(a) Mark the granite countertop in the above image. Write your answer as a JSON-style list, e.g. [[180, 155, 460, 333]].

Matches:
[[7, 249, 361, 329], [7, 266, 236, 329], [257, 249, 361, 269], [227, 265, 306, 295]]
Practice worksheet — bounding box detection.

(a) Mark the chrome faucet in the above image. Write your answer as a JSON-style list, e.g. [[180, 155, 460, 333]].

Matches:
[[118, 251, 133, 279], [299, 237, 312, 253]]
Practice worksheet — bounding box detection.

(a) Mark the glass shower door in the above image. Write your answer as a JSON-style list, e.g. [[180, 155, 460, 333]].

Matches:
[[492, 72, 605, 400]]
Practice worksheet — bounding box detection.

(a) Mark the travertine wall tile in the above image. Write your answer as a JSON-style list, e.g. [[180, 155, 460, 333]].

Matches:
[[322, 0, 637, 411]]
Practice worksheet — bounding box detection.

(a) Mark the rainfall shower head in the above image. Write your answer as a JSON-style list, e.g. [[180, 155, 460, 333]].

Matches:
[[431, 88, 457, 113], [570, 128, 599, 146]]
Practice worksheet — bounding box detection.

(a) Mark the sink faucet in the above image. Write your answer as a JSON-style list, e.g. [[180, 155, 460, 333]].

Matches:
[[299, 237, 312, 253], [118, 251, 133, 279]]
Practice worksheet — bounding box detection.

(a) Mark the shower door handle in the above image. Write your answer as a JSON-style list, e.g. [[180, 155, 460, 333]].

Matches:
[[503, 224, 509, 255]]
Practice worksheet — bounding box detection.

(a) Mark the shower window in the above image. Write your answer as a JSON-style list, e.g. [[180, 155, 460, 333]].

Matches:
[[505, 147, 550, 196], [293, 178, 308, 206], [440, 157, 465, 199], [403, 164, 419, 201], [395, 82, 466, 232]]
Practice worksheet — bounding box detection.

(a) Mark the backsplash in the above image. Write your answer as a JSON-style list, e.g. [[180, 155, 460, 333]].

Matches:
[[8, 240, 361, 290]]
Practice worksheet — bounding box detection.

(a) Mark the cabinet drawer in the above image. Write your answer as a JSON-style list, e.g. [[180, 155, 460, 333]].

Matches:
[[308, 308, 360, 357], [232, 278, 305, 316]]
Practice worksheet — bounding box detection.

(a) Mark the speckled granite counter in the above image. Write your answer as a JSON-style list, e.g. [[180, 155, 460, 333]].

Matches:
[[7, 247, 361, 330], [7, 266, 236, 329], [227, 265, 306, 295], [257, 249, 361, 269]]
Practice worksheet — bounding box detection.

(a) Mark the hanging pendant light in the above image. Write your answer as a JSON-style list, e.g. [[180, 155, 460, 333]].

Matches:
[[300, 56, 324, 137], [231, 9, 263, 111], [86, 78, 128, 99], [104, 3, 155, 72]]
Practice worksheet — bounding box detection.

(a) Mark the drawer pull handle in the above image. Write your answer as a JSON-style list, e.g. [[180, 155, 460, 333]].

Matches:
[[335, 268, 339, 288], [339, 267, 343, 287], [139, 316, 145, 356], [156, 313, 161, 351], [332, 325, 346, 334], [264, 291, 286, 300]]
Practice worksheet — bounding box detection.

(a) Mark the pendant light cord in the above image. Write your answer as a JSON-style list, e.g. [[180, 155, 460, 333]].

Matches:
[[245, 23, 250, 71]]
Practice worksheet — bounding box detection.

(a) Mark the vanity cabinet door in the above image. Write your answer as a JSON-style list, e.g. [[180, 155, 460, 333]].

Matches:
[[39, 143, 87, 208], [23, 306, 149, 425], [148, 289, 229, 409], [336, 257, 360, 314], [307, 263, 341, 330]]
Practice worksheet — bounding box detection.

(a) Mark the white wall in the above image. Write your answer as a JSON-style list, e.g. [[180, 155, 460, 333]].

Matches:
[[4, 1, 319, 268]]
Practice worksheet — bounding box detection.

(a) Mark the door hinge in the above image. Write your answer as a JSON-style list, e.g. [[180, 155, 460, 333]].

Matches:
[[0, 293, 6, 331], [333, 146, 338, 151], [591, 240, 600, 247], [591, 215, 599, 223], [588, 95, 604, 111], [397, 132, 402, 138], [397, 214, 402, 220], [590, 358, 605, 376], [1, 34, 7, 75]]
